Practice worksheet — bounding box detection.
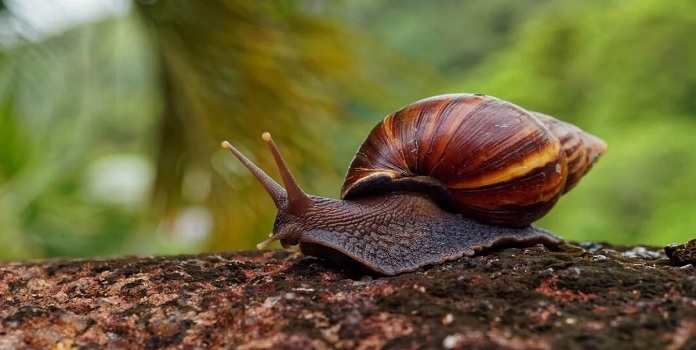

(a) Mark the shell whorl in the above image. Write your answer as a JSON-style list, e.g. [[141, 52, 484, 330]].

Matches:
[[531, 112, 607, 193], [341, 93, 606, 227]]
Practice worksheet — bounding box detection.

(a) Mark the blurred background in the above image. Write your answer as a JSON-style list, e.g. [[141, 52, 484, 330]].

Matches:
[[1, 0, 694, 260]]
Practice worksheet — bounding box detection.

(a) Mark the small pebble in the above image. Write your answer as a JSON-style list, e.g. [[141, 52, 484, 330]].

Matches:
[[413, 285, 426, 293], [538, 267, 554, 276], [443, 333, 463, 349], [578, 242, 604, 253], [665, 239, 696, 266], [623, 246, 662, 259], [262, 296, 280, 308]]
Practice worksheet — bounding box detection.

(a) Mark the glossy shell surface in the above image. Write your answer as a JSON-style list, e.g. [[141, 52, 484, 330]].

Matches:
[[341, 94, 606, 227]]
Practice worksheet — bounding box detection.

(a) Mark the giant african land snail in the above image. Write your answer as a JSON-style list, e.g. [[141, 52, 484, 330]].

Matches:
[[222, 94, 606, 275]]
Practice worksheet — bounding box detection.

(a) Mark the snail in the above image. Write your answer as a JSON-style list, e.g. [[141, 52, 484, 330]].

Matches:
[[221, 93, 607, 275]]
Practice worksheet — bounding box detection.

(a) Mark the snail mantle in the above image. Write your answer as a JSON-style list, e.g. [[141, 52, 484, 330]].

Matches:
[[0, 242, 694, 349]]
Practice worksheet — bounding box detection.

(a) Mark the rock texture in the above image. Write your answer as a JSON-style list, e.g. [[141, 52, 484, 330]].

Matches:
[[666, 239, 696, 267], [1, 242, 695, 349]]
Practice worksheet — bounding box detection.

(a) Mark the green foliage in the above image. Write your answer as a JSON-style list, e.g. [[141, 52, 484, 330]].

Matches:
[[0, 14, 159, 259], [343, 0, 553, 73], [454, 0, 696, 244]]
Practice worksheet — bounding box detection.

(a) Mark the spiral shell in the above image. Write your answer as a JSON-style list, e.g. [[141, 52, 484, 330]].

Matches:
[[340, 93, 606, 227], [531, 112, 607, 193]]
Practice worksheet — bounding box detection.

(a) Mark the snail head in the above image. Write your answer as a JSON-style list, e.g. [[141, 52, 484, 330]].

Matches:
[[221, 133, 312, 250]]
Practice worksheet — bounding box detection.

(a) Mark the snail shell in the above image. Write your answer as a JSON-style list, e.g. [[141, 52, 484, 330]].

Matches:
[[341, 94, 606, 227]]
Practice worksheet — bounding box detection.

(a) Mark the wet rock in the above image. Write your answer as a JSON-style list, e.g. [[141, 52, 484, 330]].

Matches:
[[0, 243, 694, 349], [665, 239, 696, 267]]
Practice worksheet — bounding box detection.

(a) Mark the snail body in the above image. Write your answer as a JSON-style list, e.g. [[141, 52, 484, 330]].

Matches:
[[222, 94, 606, 275]]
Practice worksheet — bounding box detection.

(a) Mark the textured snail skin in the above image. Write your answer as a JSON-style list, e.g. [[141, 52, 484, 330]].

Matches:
[[283, 194, 563, 275], [221, 93, 605, 276]]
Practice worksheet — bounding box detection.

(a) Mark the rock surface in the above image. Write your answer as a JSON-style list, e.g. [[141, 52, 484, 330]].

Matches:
[[666, 239, 696, 267], [1, 242, 695, 349]]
